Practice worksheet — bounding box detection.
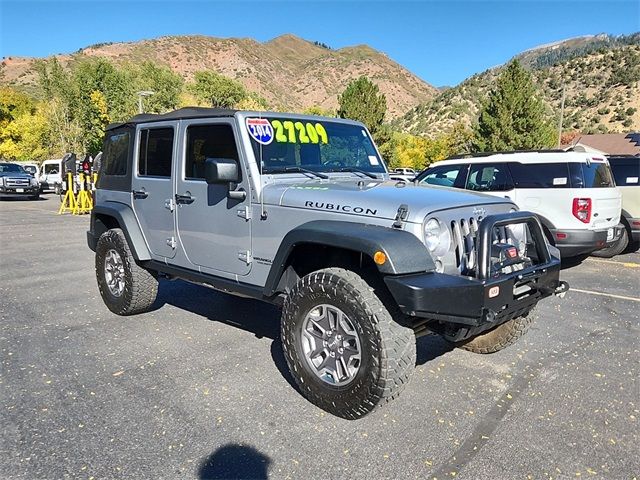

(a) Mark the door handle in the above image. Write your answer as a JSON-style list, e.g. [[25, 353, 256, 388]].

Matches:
[[175, 193, 196, 205], [132, 189, 148, 199]]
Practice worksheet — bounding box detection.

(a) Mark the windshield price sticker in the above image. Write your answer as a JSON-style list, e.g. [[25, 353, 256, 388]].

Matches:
[[271, 120, 329, 145], [246, 118, 274, 145]]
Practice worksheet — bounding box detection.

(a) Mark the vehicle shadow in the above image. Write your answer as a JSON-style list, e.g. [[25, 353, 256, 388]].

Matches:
[[155, 279, 454, 392], [197, 444, 271, 479], [560, 253, 590, 270]]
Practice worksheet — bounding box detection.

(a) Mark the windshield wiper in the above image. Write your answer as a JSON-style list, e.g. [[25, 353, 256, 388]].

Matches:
[[266, 166, 328, 179], [333, 167, 378, 179]]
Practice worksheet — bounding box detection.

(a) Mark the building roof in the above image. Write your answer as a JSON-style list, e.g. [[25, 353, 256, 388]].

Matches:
[[567, 133, 640, 156]]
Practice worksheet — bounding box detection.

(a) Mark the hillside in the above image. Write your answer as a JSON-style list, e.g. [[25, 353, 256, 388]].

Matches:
[[397, 34, 640, 137], [0, 34, 437, 119]]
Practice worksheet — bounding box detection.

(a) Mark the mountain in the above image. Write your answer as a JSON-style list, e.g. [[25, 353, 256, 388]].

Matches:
[[0, 34, 437, 119], [397, 33, 640, 137]]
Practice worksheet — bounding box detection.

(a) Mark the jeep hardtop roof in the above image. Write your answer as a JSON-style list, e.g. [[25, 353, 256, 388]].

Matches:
[[106, 107, 238, 131], [106, 107, 366, 132], [432, 150, 607, 167]]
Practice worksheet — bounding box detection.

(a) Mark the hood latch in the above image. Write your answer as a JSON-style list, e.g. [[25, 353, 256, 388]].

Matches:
[[393, 204, 409, 229]]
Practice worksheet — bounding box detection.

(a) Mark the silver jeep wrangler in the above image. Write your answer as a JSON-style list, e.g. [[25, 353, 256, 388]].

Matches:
[[88, 108, 568, 419]]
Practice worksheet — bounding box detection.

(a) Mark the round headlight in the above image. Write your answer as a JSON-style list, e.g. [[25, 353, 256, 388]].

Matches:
[[424, 218, 450, 257]]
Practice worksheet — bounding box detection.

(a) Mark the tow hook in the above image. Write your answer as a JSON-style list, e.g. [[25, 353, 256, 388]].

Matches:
[[554, 281, 570, 298]]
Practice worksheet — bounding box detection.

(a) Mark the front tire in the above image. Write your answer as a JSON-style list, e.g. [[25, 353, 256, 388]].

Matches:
[[281, 268, 416, 419], [95, 228, 158, 316], [450, 309, 536, 354]]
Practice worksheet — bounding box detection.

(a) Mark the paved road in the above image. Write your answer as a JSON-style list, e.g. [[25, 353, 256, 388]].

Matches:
[[1, 196, 638, 479]]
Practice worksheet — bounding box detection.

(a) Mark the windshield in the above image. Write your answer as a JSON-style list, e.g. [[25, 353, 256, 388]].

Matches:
[[0, 163, 26, 174], [246, 116, 386, 175]]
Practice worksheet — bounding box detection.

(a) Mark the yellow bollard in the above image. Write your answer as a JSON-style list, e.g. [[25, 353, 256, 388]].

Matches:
[[73, 173, 94, 215], [58, 172, 77, 215]]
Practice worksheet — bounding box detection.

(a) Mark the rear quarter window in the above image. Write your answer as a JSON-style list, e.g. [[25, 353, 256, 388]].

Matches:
[[102, 131, 130, 176], [578, 161, 615, 188]]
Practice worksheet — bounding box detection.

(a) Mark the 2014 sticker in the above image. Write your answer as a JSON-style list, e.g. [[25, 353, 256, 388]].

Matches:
[[246, 118, 274, 145]]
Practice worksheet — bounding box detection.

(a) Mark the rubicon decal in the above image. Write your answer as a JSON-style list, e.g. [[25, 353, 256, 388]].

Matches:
[[304, 201, 377, 216]]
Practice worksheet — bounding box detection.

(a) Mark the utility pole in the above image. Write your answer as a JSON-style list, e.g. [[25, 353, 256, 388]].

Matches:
[[557, 83, 566, 148], [137, 91, 155, 114]]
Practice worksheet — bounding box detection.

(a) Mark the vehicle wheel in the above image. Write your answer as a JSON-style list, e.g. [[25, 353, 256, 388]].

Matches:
[[281, 268, 416, 419], [591, 226, 629, 258], [54, 183, 61, 196], [95, 228, 158, 316], [450, 309, 536, 354]]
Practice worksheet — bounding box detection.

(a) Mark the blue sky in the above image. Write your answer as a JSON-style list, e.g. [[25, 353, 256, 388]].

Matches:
[[0, 0, 638, 86]]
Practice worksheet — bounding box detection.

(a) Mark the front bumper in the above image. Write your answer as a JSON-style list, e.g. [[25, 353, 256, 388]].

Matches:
[[384, 212, 568, 342], [0, 186, 39, 196]]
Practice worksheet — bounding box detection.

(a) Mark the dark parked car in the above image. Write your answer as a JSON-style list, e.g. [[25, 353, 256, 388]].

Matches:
[[0, 162, 40, 200]]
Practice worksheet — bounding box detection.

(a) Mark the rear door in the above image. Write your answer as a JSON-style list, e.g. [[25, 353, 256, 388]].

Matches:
[[131, 123, 177, 259], [465, 163, 515, 199]]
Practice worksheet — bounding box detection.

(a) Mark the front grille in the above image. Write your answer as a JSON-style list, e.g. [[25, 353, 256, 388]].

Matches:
[[5, 177, 30, 187], [451, 217, 479, 274], [451, 218, 535, 277]]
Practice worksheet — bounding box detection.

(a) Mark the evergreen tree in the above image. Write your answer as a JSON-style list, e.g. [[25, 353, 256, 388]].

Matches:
[[473, 60, 555, 151], [337, 76, 386, 135]]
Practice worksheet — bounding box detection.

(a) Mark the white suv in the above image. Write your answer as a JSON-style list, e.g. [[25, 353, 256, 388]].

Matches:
[[416, 151, 622, 258]]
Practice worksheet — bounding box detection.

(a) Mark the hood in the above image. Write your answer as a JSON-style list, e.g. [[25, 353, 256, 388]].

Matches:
[[261, 178, 514, 222], [0, 171, 32, 178]]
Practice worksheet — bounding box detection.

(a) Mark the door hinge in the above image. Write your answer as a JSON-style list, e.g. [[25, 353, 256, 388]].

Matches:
[[166, 236, 177, 249], [237, 206, 252, 220], [238, 250, 252, 264], [165, 198, 175, 212]]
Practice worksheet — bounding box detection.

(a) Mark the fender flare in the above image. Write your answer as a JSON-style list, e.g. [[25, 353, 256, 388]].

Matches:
[[91, 202, 151, 261], [263, 220, 435, 296]]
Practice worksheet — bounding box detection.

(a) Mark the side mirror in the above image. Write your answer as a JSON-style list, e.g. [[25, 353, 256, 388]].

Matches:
[[205, 158, 240, 185]]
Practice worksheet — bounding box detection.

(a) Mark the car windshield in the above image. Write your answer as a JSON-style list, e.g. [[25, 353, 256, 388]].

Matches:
[[246, 116, 386, 175], [0, 163, 26, 174]]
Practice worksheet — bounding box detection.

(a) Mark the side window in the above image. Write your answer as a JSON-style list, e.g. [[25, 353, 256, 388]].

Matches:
[[508, 162, 570, 188], [611, 160, 640, 186], [185, 124, 239, 180], [466, 164, 513, 192], [419, 165, 465, 188], [102, 131, 130, 176], [138, 128, 174, 177]]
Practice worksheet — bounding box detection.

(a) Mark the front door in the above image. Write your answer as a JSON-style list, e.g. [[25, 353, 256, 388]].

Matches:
[[131, 123, 177, 259], [175, 120, 251, 276]]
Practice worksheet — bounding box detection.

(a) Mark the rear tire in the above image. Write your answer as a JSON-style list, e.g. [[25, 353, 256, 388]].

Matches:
[[450, 309, 536, 354], [281, 268, 416, 419], [591, 226, 629, 258], [95, 228, 158, 316]]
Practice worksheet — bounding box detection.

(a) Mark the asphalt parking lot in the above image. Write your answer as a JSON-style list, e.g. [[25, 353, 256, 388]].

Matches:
[[1, 195, 638, 480]]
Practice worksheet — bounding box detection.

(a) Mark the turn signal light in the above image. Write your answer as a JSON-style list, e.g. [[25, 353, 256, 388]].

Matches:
[[373, 251, 387, 265], [572, 198, 592, 224]]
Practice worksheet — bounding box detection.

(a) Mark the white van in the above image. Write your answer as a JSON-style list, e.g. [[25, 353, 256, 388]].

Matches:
[[416, 151, 622, 258], [39, 159, 64, 193]]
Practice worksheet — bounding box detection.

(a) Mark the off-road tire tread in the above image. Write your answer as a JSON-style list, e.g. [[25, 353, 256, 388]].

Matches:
[[95, 228, 158, 316], [454, 309, 536, 354], [281, 268, 416, 420]]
